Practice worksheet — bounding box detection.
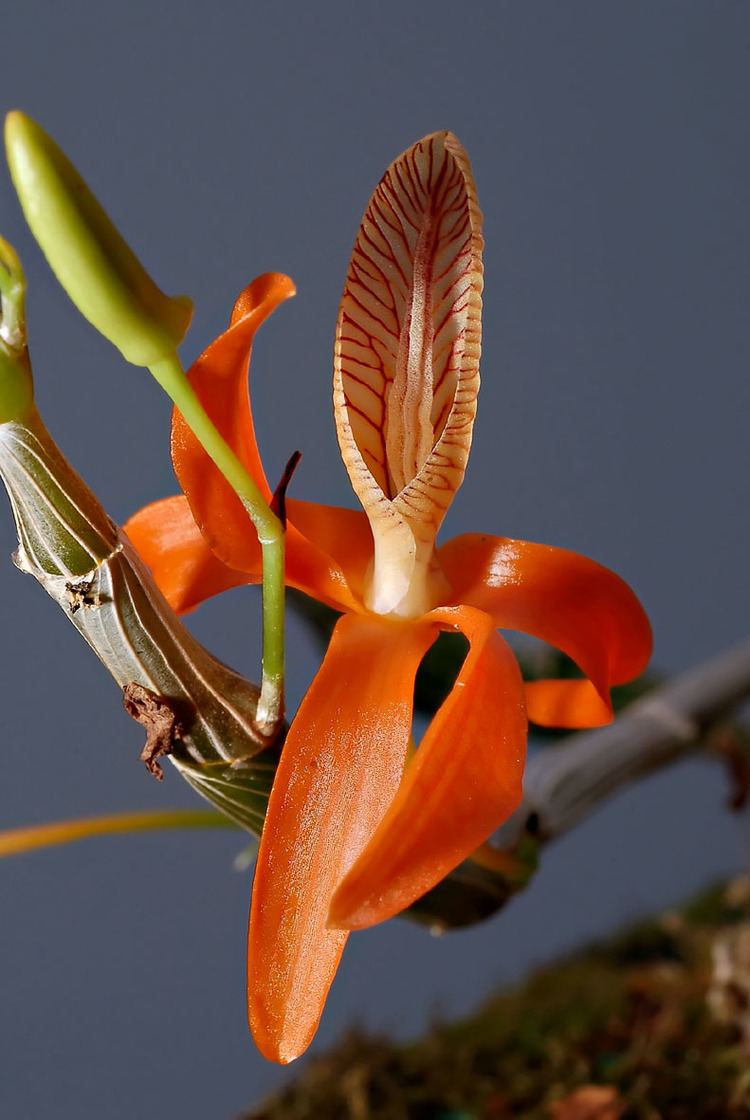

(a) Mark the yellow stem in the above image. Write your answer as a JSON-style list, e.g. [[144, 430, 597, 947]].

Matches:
[[0, 808, 236, 858]]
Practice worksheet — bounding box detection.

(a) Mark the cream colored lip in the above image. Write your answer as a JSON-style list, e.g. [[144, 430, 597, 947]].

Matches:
[[333, 130, 484, 617]]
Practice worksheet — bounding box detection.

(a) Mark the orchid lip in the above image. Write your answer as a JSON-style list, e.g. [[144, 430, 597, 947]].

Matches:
[[334, 130, 484, 619]]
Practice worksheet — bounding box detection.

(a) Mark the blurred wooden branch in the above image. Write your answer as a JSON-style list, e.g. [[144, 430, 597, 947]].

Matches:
[[413, 640, 750, 930], [285, 591, 750, 930], [504, 639, 750, 843]]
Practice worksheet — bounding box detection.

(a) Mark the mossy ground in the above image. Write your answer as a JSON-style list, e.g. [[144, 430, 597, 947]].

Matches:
[[247, 881, 750, 1120]]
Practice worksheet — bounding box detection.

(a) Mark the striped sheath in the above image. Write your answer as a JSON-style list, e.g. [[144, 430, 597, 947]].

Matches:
[[0, 408, 513, 930], [0, 408, 280, 836]]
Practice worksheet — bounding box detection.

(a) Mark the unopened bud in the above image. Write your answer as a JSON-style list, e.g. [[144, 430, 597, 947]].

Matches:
[[0, 235, 33, 423], [5, 111, 192, 367]]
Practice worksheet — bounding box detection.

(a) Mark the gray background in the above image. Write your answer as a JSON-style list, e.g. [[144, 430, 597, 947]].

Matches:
[[0, 2, 748, 1116]]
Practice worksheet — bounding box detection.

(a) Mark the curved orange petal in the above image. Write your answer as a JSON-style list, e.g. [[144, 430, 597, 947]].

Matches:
[[125, 494, 373, 616], [247, 612, 437, 1063], [329, 605, 526, 931], [123, 495, 253, 613], [285, 500, 372, 613], [172, 275, 370, 612], [171, 273, 293, 572], [523, 679, 614, 728], [439, 533, 652, 728]]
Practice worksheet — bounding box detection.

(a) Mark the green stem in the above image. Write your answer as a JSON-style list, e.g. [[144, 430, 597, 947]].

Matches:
[[150, 353, 285, 735]]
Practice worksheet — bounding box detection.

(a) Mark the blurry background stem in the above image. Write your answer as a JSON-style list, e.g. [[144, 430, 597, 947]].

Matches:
[[509, 639, 750, 844], [406, 638, 750, 930], [0, 808, 235, 858]]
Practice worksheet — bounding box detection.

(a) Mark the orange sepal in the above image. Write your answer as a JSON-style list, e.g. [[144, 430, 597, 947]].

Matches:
[[439, 534, 652, 728], [125, 493, 374, 616], [171, 273, 294, 573], [329, 605, 527, 931], [247, 612, 436, 1063], [285, 499, 373, 613], [523, 679, 614, 729], [171, 276, 372, 612], [123, 495, 252, 613]]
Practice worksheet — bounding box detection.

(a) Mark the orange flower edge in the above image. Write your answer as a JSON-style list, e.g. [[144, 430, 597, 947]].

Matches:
[[128, 131, 652, 1063], [247, 611, 437, 1063]]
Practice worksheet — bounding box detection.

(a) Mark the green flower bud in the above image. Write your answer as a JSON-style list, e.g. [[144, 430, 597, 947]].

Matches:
[[5, 111, 192, 368], [0, 235, 34, 423]]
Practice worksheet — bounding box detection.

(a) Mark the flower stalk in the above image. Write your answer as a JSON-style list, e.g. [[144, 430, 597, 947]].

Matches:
[[150, 353, 286, 733]]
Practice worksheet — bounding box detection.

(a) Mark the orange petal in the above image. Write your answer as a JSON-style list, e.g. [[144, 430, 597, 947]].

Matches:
[[171, 273, 294, 572], [247, 612, 436, 1063], [523, 679, 614, 728], [285, 499, 372, 613], [123, 495, 253, 613], [171, 275, 371, 612], [439, 534, 653, 728], [125, 493, 373, 616], [329, 605, 526, 930], [334, 133, 484, 613]]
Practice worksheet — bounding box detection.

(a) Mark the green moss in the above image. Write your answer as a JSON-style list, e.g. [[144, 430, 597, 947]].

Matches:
[[681, 882, 748, 928], [248, 881, 750, 1120]]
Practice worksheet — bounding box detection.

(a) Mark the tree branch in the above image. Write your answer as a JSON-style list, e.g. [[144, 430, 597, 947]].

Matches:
[[412, 641, 750, 930], [505, 639, 750, 843]]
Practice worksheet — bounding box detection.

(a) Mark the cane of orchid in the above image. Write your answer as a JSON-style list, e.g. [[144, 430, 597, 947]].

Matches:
[[124, 134, 652, 1062], [1, 117, 651, 1066]]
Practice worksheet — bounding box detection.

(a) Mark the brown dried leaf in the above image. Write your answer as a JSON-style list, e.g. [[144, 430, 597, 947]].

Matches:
[[548, 1085, 624, 1120], [122, 682, 184, 780]]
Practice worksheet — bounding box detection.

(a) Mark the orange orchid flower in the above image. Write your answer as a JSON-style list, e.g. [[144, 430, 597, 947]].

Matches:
[[125, 132, 652, 1063]]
